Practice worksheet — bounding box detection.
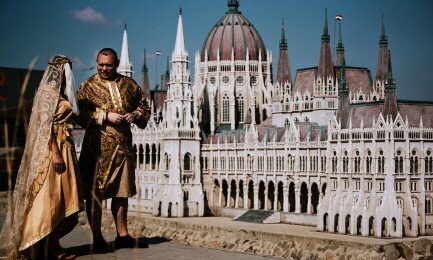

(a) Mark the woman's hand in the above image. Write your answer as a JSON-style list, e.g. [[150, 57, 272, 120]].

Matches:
[[52, 152, 66, 174]]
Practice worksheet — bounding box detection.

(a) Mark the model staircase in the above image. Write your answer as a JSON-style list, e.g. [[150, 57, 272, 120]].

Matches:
[[234, 210, 280, 224]]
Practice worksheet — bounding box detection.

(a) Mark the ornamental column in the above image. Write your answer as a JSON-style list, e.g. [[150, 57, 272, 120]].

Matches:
[[230, 95, 236, 130], [218, 184, 223, 207], [243, 185, 249, 208], [254, 183, 259, 210], [210, 98, 216, 134], [227, 185, 231, 207], [283, 184, 289, 212], [235, 182, 240, 208], [295, 187, 301, 213]]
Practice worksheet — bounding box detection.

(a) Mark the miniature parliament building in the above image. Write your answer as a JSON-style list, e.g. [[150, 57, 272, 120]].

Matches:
[[75, 1, 433, 238]]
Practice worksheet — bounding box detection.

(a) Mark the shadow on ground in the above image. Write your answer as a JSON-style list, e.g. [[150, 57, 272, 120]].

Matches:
[[64, 236, 170, 256]]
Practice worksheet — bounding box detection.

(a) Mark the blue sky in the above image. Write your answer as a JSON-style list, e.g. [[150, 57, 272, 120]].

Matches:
[[1, 0, 432, 101]]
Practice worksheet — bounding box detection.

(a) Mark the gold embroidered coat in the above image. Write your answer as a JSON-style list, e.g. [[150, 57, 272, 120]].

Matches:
[[77, 73, 150, 198]]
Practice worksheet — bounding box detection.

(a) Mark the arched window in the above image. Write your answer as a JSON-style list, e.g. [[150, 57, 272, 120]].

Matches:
[[410, 150, 418, 173], [425, 150, 432, 173], [222, 94, 230, 122], [378, 150, 385, 173], [184, 153, 192, 171], [237, 94, 244, 122], [343, 150, 348, 173], [332, 151, 338, 172], [164, 153, 170, 171], [354, 150, 360, 173], [395, 150, 403, 173], [426, 197, 432, 214], [366, 150, 372, 174]]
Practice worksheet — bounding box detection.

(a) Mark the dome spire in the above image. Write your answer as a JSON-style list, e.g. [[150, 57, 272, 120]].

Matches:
[[227, 0, 241, 14]]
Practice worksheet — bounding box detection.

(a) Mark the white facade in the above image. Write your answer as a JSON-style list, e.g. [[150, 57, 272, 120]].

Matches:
[[73, 4, 433, 239]]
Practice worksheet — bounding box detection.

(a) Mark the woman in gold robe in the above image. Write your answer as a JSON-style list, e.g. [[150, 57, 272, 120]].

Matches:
[[0, 55, 84, 259]]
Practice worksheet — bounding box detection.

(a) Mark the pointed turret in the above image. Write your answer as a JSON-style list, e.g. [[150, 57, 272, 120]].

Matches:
[[276, 18, 292, 87], [155, 7, 204, 218], [173, 8, 187, 58], [376, 15, 389, 82], [384, 50, 397, 119], [118, 24, 133, 77], [141, 49, 151, 100], [337, 58, 349, 128], [335, 22, 345, 67], [318, 9, 333, 80]]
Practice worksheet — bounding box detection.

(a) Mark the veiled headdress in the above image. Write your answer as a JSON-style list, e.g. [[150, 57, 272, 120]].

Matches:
[[0, 55, 71, 258]]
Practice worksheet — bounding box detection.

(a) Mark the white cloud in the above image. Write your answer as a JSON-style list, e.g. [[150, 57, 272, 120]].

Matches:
[[72, 7, 107, 24]]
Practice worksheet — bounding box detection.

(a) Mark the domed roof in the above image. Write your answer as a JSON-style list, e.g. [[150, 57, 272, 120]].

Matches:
[[201, 1, 267, 62]]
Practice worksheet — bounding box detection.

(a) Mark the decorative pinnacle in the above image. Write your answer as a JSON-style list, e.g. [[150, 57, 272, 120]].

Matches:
[[180, 7, 182, 16]]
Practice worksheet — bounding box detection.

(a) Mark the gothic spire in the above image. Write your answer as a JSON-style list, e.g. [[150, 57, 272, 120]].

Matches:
[[384, 50, 397, 120], [279, 18, 287, 50], [380, 14, 388, 46], [277, 18, 292, 85], [173, 7, 187, 58], [161, 56, 170, 91], [142, 48, 148, 73], [118, 23, 133, 77], [318, 8, 333, 80], [141, 48, 151, 100], [376, 14, 389, 82], [385, 50, 395, 87], [322, 8, 329, 42], [335, 22, 345, 67], [337, 58, 349, 128]]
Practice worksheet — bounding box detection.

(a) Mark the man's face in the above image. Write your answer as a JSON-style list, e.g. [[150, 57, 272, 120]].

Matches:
[[96, 53, 118, 80]]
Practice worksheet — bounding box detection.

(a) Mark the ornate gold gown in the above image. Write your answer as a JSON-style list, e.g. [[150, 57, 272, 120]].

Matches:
[[19, 96, 84, 251]]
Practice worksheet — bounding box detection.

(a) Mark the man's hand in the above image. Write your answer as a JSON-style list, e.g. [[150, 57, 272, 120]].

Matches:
[[123, 113, 136, 124], [52, 152, 66, 174], [108, 112, 124, 124]]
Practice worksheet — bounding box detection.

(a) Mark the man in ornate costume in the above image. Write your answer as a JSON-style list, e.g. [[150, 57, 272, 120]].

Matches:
[[77, 48, 150, 251], [0, 55, 83, 259]]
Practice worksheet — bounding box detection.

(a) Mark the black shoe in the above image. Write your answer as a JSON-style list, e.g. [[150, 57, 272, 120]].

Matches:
[[114, 234, 136, 249], [92, 236, 109, 253]]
